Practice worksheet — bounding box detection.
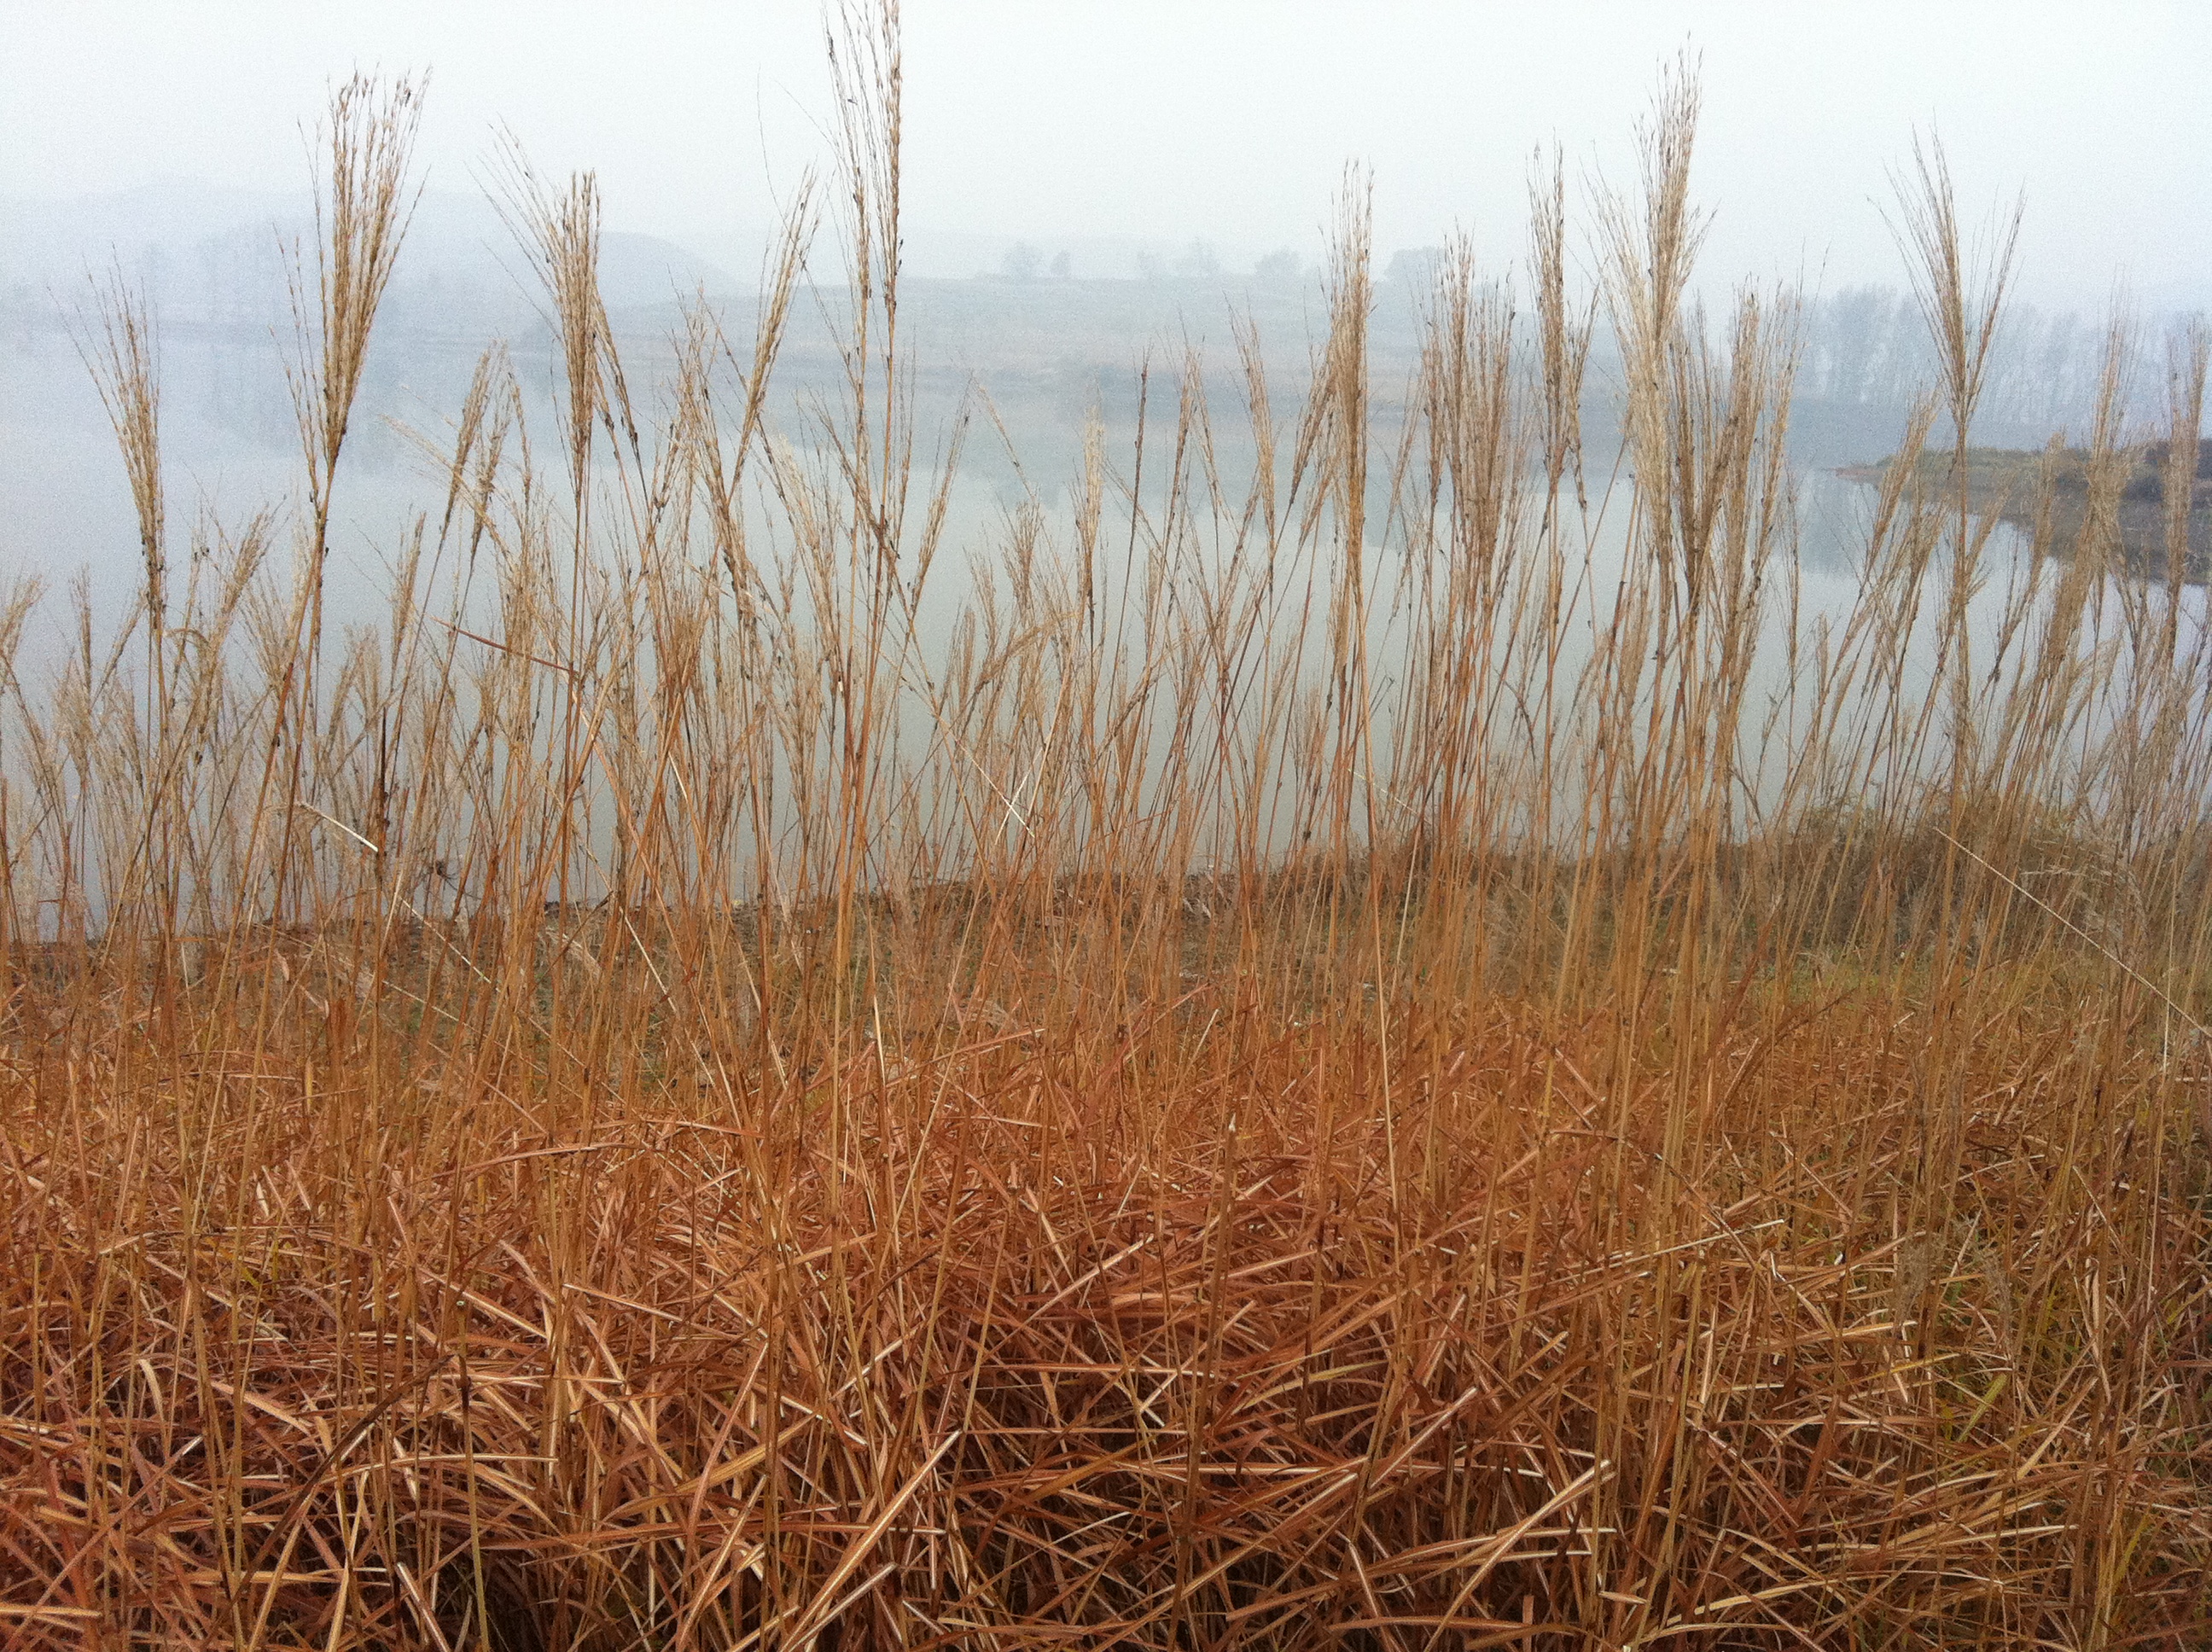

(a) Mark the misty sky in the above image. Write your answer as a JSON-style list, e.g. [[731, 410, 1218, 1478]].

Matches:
[[4, 1, 2207, 309]]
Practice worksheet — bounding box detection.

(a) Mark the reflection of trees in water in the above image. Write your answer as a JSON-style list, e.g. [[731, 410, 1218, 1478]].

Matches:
[[7, 270, 2166, 580]]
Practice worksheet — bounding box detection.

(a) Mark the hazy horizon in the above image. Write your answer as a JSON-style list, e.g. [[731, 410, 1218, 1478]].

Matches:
[[4, 1, 2206, 312], [3, 0, 2199, 631]]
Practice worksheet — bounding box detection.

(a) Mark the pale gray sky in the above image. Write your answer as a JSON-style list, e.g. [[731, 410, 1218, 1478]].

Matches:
[[3, 1, 2207, 308]]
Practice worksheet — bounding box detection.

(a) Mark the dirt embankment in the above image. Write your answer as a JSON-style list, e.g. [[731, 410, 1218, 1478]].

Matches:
[[1836, 440, 2212, 581]]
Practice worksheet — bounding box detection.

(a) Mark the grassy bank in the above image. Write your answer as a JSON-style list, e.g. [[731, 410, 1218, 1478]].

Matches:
[[1837, 437, 2212, 581], [4, 19, 2211, 1649]]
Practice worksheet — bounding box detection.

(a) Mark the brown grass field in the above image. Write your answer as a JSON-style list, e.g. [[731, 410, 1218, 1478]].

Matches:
[[5, 12, 2212, 1648]]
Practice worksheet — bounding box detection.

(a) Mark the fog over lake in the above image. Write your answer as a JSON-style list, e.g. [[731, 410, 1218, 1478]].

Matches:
[[0, 216, 2169, 700], [2, 2, 2201, 875]]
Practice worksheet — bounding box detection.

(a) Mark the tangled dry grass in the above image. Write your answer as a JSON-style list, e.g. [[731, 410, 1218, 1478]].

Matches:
[[4, 10, 2211, 1647], [10, 985, 2211, 1649]]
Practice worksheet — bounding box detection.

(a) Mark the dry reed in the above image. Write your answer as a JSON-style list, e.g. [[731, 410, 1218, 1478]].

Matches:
[[4, 10, 2210, 1648]]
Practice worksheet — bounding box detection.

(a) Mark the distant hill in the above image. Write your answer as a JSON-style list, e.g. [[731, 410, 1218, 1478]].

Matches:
[[0, 180, 746, 333]]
